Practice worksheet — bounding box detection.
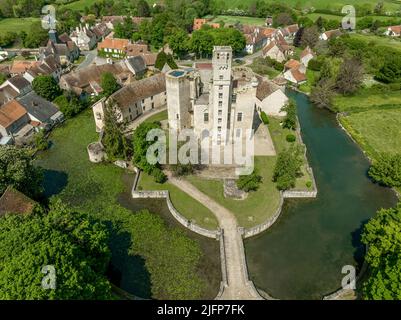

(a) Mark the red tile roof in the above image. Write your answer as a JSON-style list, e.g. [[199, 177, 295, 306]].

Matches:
[[0, 100, 27, 128], [98, 38, 130, 51]]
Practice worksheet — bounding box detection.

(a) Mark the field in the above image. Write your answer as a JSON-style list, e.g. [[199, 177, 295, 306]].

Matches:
[[0, 18, 40, 36], [339, 107, 401, 159], [306, 12, 400, 22], [59, 0, 98, 10], [333, 88, 401, 112], [209, 15, 266, 26], [349, 33, 401, 53]]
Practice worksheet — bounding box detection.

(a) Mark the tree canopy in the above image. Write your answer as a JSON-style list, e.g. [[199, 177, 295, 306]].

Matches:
[[369, 153, 401, 188], [273, 146, 304, 190], [362, 202, 401, 300], [0, 146, 43, 199], [100, 72, 121, 97], [32, 75, 61, 102], [0, 199, 112, 299]]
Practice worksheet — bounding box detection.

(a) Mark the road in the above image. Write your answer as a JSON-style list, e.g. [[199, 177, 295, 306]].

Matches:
[[76, 49, 97, 70]]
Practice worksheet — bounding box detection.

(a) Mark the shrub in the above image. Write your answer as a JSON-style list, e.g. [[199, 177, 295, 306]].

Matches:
[[308, 58, 323, 71], [260, 111, 269, 125], [34, 129, 49, 151], [152, 168, 167, 184], [286, 134, 296, 143], [306, 181, 312, 188], [236, 171, 262, 192], [369, 153, 401, 187], [273, 146, 304, 190], [282, 100, 297, 130]]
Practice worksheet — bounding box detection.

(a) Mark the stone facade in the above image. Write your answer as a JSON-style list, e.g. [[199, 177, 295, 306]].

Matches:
[[166, 46, 256, 146]]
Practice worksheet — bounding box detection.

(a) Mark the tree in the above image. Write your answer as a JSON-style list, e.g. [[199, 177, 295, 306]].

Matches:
[[282, 100, 297, 130], [100, 72, 121, 97], [167, 28, 190, 58], [155, 51, 177, 70], [361, 203, 401, 299], [132, 122, 167, 183], [301, 26, 320, 48], [374, 1, 384, 15], [0, 73, 7, 85], [236, 170, 262, 192], [0, 32, 17, 47], [293, 27, 304, 47], [0, 198, 112, 299], [310, 79, 335, 109], [22, 22, 48, 48], [137, 0, 151, 17], [33, 129, 49, 151], [53, 92, 86, 118], [336, 57, 364, 95], [273, 146, 304, 190], [369, 153, 401, 188], [275, 12, 294, 26], [0, 146, 43, 199], [32, 75, 61, 101], [102, 99, 132, 160], [114, 17, 134, 39], [375, 54, 401, 83]]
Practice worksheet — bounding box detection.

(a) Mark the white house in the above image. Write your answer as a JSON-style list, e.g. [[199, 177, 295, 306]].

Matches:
[[70, 24, 97, 51], [284, 67, 307, 85], [255, 80, 288, 116], [300, 46, 315, 67], [384, 25, 401, 36], [319, 29, 342, 41]]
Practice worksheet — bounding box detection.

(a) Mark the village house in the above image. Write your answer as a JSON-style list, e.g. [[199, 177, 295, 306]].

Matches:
[[98, 38, 130, 58], [125, 56, 147, 77], [0, 85, 18, 106], [0, 75, 31, 95], [92, 73, 166, 132], [141, 53, 158, 69], [59, 60, 135, 97], [0, 186, 36, 217], [23, 55, 62, 83], [255, 79, 288, 116], [0, 49, 8, 63], [102, 16, 125, 29], [319, 29, 342, 41], [39, 30, 80, 65], [9, 60, 40, 77], [262, 38, 293, 62], [0, 99, 31, 144], [91, 22, 111, 41], [284, 66, 307, 85], [384, 25, 401, 36], [17, 91, 64, 130], [70, 24, 97, 51], [243, 26, 276, 54], [300, 46, 316, 67], [125, 43, 150, 57], [265, 16, 273, 27], [284, 59, 306, 73]]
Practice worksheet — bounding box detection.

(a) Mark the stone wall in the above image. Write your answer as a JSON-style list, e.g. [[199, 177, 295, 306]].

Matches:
[[215, 230, 229, 299]]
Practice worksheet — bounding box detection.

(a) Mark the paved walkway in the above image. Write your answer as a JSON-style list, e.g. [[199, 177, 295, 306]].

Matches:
[[167, 174, 262, 300], [125, 106, 167, 133]]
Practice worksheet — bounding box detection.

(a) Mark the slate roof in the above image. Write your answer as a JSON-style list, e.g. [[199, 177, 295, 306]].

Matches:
[[0, 186, 36, 217], [17, 91, 61, 123], [7, 75, 31, 91], [126, 56, 147, 74], [26, 55, 60, 77], [0, 85, 18, 106]]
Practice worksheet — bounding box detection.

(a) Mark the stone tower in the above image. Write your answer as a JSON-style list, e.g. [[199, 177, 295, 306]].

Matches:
[[166, 70, 192, 132], [211, 46, 233, 144]]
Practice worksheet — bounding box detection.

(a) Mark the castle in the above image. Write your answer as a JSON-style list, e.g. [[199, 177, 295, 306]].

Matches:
[[166, 46, 257, 146]]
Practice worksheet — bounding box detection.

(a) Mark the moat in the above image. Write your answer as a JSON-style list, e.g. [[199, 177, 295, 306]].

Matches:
[[244, 91, 398, 299]]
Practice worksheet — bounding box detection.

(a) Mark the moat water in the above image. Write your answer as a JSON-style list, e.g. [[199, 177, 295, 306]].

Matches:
[[244, 91, 398, 299]]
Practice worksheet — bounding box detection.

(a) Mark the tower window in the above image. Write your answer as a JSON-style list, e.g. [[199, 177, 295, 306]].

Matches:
[[237, 112, 243, 122], [219, 75, 223, 80], [218, 110, 222, 116], [218, 118, 222, 124], [218, 93, 223, 99], [218, 101, 222, 107], [204, 113, 209, 122], [219, 85, 223, 90], [176, 114, 179, 119]]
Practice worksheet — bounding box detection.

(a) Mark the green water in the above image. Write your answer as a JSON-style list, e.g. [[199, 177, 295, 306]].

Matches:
[[244, 91, 398, 300]]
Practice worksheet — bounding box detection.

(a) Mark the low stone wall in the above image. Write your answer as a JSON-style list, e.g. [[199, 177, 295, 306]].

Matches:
[[215, 230, 229, 299]]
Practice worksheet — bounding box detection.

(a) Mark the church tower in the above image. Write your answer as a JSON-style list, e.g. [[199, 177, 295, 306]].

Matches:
[[211, 46, 233, 144]]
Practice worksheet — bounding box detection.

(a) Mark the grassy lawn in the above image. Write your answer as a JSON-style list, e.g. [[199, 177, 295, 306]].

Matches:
[[210, 15, 266, 26], [299, 69, 319, 94], [339, 107, 401, 159], [332, 88, 401, 112], [187, 157, 281, 228], [59, 0, 99, 11], [144, 109, 168, 124], [137, 172, 219, 229], [248, 57, 281, 79], [349, 33, 401, 53], [0, 18, 40, 37], [34, 109, 220, 299], [306, 12, 399, 22]]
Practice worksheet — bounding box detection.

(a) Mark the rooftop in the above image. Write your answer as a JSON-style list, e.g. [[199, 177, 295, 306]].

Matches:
[[0, 99, 27, 128], [0, 186, 36, 217]]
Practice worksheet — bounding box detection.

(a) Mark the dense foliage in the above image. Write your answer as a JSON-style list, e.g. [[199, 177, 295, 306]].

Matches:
[[369, 153, 401, 188], [100, 72, 121, 97], [260, 111, 269, 125], [32, 75, 61, 101], [0, 146, 43, 199], [155, 51, 178, 70], [273, 146, 303, 190], [53, 92, 87, 118], [282, 100, 297, 130], [236, 170, 262, 192], [0, 199, 112, 299], [361, 203, 401, 299], [102, 99, 132, 160], [132, 122, 166, 183]]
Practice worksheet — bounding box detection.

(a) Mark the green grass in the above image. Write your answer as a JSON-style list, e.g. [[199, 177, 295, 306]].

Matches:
[[299, 69, 319, 94], [34, 109, 220, 299], [143, 109, 168, 124], [187, 157, 281, 228], [339, 108, 401, 158], [333, 88, 401, 112], [137, 172, 219, 230], [306, 12, 400, 22], [59, 0, 98, 11], [349, 33, 401, 53], [0, 18, 40, 37], [248, 57, 281, 79], [210, 15, 267, 26]]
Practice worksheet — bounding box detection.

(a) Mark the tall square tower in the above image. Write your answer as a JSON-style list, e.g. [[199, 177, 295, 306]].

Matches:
[[211, 46, 233, 144]]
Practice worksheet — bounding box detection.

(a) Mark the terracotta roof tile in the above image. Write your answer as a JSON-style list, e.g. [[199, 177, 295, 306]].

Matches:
[[98, 38, 130, 51], [0, 100, 27, 128]]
